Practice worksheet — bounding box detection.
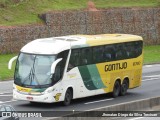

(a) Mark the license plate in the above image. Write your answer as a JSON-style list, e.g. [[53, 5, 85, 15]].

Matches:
[[27, 96, 33, 100]]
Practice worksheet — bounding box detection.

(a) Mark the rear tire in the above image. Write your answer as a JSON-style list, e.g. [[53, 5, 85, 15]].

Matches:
[[63, 89, 72, 106], [120, 80, 128, 96], [112, 80, 120, 98]]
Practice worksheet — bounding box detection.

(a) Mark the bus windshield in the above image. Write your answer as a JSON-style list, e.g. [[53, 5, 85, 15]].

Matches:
[[14, 53, 56, 88]]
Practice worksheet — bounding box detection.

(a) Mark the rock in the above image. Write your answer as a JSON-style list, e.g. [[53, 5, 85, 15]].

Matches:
[[87, 1, 98, 11]]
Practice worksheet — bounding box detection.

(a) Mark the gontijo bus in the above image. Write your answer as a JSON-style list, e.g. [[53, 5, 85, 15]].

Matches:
[[8, 34, 143, 105]]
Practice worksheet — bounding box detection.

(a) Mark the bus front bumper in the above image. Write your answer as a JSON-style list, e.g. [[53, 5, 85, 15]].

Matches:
[[13, 89, 57, 103]]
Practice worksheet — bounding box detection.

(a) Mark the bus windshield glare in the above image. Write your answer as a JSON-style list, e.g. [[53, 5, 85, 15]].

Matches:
[[14, 53, 56, 88]]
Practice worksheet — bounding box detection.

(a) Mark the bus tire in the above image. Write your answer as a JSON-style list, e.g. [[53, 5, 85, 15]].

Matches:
[[120, 80, 128, 96], [63, 89, 72, 106], [112, 80, 120, 98]]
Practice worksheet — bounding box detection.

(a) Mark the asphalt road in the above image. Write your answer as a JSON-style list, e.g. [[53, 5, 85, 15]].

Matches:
[[0, 64, 160, 119]]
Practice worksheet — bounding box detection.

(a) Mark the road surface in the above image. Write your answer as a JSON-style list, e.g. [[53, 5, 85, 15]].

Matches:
[[0, 64, 160, 119]]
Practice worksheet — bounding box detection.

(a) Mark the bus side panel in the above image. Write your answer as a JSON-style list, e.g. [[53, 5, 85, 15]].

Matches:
[[62, 67, 97, 99], [61, 55, 143, 100], [78, 65, 106, 90], [96, 56, 143, 93], [128, 56, 143, 88], [95, 62, 111, 93]]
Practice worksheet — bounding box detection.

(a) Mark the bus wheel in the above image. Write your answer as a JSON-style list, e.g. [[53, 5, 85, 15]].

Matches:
[[120, 80, 128, 96], [63, 89, 72, 106], [112, 80, 120, 98]]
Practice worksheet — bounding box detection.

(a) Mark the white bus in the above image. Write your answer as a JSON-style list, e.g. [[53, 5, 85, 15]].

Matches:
[[9, 34, 143, 105]]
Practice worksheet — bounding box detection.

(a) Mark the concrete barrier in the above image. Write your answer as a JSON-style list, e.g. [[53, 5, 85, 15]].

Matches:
[[48, 96, 160, 120]]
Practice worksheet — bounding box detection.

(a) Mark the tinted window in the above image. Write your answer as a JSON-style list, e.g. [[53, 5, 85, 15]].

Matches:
[[134, 41, 143, 57], [10, 107, 15, 111], [103, 41, 143, 61], [80, 48, 92, 65], [125, 42, 136, 58], [125, 41, 143, 58], [5, 106, 12, 111], [115, 44, 128, 60], [53, 50, 69, 82], [104, 45, 115, 61], [93, 46, 104, 63], [68, 49, 80, 71], [0, 107, 5, 111], [67, 40, 142, 69]]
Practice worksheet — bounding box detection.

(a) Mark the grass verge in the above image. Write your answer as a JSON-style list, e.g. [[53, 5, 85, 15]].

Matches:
[[0, 54, 16, 81], [0, 0, 160, 26], [0, 45, 160, 81], [143, 45, 160, 64]]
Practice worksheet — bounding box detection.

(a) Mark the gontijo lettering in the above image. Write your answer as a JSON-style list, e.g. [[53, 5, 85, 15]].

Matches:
[[105, 62, 127, 72]]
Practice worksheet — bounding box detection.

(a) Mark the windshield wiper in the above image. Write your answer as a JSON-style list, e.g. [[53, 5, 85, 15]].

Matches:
[[33, 56, 41, 88], [29, 67, 34, 85], [20, 55, 40, 87], [29, 67, 41, 88], [20, 68, 32, 87]]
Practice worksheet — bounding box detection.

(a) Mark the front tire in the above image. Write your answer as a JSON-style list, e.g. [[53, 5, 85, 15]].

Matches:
[[63, 89, 72, 106], [112, 80, 120, 98]]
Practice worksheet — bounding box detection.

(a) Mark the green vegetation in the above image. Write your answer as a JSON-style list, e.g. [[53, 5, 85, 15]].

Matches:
[[0, 0, 160, 80], [0, 45, 160, 81], [94, 0, 160, 8], [0, 0, 160, 26], [0, 54, 16, 81], [143, 45, 160, 64]]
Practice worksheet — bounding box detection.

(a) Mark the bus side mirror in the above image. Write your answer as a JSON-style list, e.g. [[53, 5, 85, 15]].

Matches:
[[51, 58, 62, 74], [8, 56, 18, 70]]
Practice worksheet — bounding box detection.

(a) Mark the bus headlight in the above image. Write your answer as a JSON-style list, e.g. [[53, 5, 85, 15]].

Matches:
[[45, 87, 55, 94]]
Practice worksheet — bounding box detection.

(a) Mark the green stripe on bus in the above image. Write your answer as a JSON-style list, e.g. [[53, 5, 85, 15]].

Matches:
[[78, 66, 97, 90], [87, 65, 106, 89], [31, 88, 47, 92]]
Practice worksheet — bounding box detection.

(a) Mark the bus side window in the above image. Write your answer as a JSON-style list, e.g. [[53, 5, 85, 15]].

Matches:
[[104, 45, 115, 62], [93, 46, 104, 63], [134, 41, 143, 57], [55, 50, 69, 80], [126, 41, 143, 58], [115, 44, 128, 60], [67, 49, 80, 71], [80, 48, 92, 65], [126, 42, 136, 58]]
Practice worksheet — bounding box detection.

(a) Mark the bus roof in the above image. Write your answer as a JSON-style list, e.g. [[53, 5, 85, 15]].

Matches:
[[21, 34, 143, 54]]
